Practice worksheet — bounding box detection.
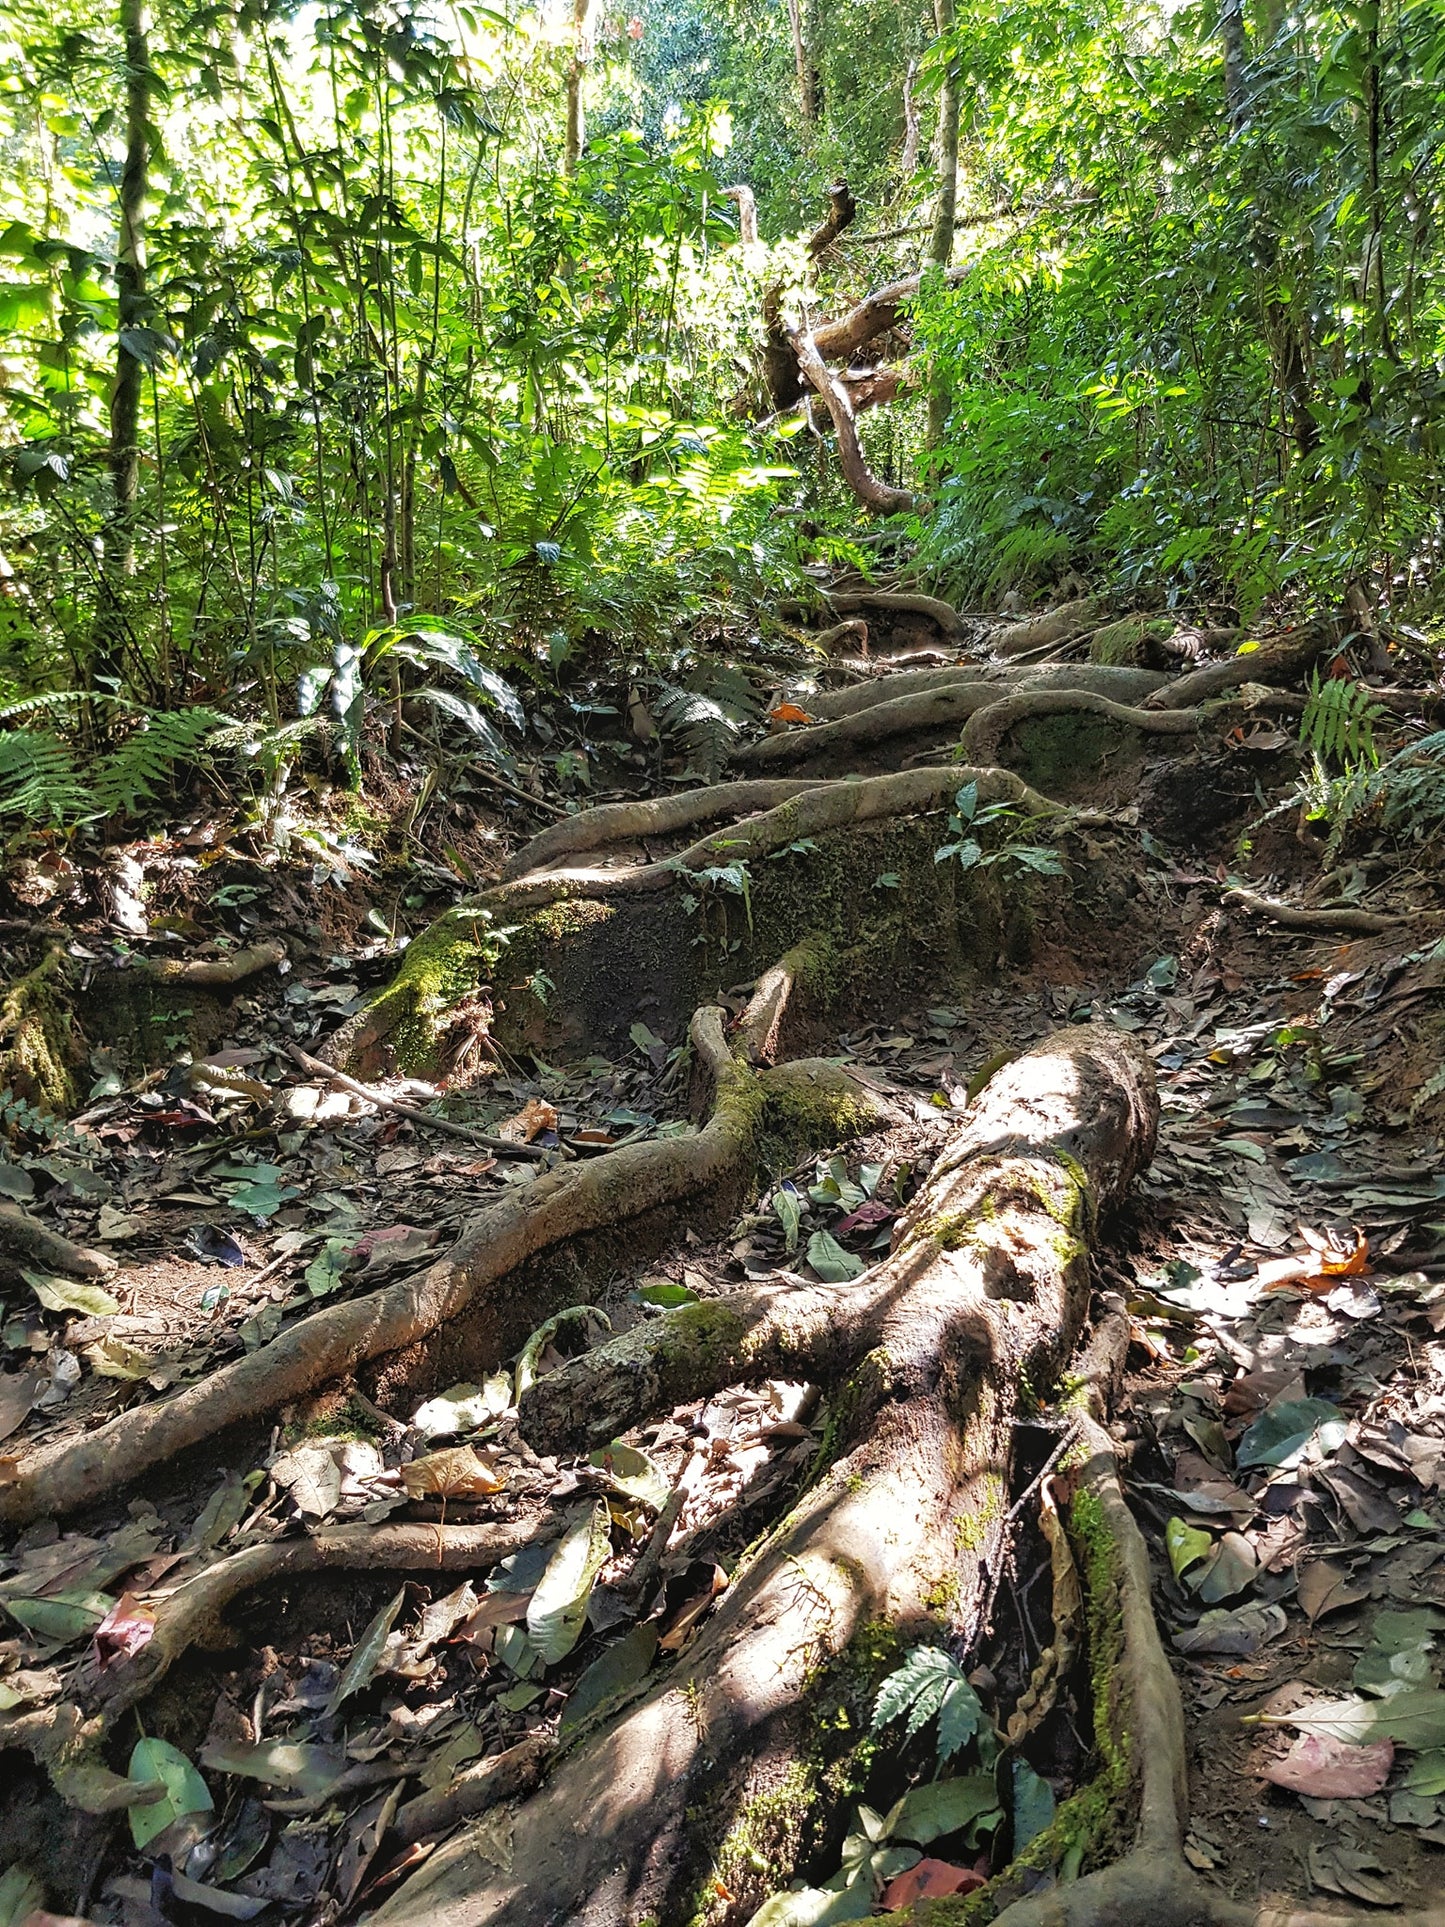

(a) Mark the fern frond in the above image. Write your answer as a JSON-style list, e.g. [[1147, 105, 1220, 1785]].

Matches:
[[0, 729, 93, 823], [90, 708, 233, 817], [1300, 671, 1387, 770]]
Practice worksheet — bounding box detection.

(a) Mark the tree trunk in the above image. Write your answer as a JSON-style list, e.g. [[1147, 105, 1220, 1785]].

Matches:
[[900, 58, 920, 176], [563, 0, 594, 173], [786, 0, 820, 122], [95, 0, 151, 676], [925, 0, 961, 446]]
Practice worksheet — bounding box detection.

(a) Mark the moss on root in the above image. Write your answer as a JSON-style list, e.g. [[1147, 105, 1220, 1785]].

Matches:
[[0, 947, 79, 1112]]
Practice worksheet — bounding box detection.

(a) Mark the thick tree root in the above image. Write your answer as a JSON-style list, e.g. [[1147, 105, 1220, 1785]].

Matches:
[[958, 688, 1221, 766], [0, 1201, 116, 1282], [124, 939, 287, 987], [374, 1026, 1158, 1927], [1146, 621, 1337, 709], [469, 767, 1065, 920], [991, 597, 1108, 657], [0, 1014, 884, 1528], [802, 661, 1167, 723], [809, 590, 970, 643], [501, 782, 829, 880]]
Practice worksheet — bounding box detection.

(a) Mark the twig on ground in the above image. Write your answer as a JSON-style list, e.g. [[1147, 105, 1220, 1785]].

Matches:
[[284, 1044, 550, 1159]]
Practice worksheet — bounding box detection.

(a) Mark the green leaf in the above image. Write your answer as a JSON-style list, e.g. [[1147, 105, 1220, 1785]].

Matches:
[[127, 1737, 213, 1849], [1405, 1750, 1445, 1796], [806, 1230, 864, 1284], [628, 1281, 699, 1309], [1236, 1398, 1346, 1469], [527, 1500, 612, 1666], [1012, 1760, 1055, 1850], [773, 1184, 801, 1252], [560, 1622, 658, 1733], [1165, 1516, 1213, 1581], [1262, 1688, 1445, 1749], [2, 1589, 114, 1643], [326, 1587, 406, 1715], [304, 1236, 354, 1297], [873, 1645, 982, 1760], [199, 1739, 343, 1794], [894, 1772, 1000, 1845], [21, 1266, 119, 1317], [590, 1442, 670, 1511], [0, 1865, 45, 1927]]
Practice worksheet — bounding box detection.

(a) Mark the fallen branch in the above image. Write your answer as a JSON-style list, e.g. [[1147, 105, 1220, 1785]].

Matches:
[[0, 1202, 115, 1282], [1223, 884, 1401, 935], [793, 328, 917, 516], [810, 265, 968, 362], [393, 1735, 551, 1846], [284, 1044, 550, 1159], [1146, 622, 1338, 710]]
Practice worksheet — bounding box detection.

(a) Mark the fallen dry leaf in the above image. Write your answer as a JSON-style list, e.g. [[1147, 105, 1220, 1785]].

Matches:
[[400, 1445, 506, 1501], [498, 1098, 558, 1144], [1264, 1732, 1394, 1800]]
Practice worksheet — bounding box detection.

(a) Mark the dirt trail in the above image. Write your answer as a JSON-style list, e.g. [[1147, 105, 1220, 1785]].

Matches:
[[2, 608, 1444, 1927]]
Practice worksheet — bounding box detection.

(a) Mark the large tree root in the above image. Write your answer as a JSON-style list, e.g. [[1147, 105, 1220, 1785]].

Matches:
[[803, 589, 970, 642], [374, 1026, 1158, 1927], [736, 667, 1172, 769], [1146, 621, 1337, 709], [465, 768, 1066, 921], [0, 1014, 886, 1528], [958, 687, 1224, 766], [501, 782, 830, 881], [802, 661, 1167, 723]]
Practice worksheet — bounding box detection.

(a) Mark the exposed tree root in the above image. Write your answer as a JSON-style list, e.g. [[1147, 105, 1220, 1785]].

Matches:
[[0, 1202, 116, 1282], [375, 1027, 1157, 1927], [0, 941, 81, 1111], [991, 597, 1108, 657], [92, 1521, 544, 1718], [0, 1013, 886, 1528], [124, 939, 288, 986], [1146, 621, 1337, 709], [1223, 884, 1402, 935], [814, 589, 969, 641], [803, 661, 1167, 724], [736, 938, 824, 1064], [501, 781, 829, 880], [469, 768, 1066, 921], [958, 687, 1222, 766]]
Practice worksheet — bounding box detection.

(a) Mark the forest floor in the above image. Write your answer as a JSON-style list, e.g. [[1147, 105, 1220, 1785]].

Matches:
[[3, 606, 1445, 1926]]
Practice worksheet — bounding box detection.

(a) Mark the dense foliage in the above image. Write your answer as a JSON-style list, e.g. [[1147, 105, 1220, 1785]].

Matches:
[[0, 0, 1441, 820]]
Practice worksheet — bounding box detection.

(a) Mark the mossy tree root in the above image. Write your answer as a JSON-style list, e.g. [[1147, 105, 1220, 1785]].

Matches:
[[374, 1027, 1158, 1927], [501, 781, 832, 881], [0, 941, 80, 1111], [957, 689, 1218, 767], [0, 1013, 887, 1530], [736, 936, 831, 1064]]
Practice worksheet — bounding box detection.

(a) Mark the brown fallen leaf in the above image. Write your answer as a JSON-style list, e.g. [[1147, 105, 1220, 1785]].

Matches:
[[1265, 1732, 1393, 1800], [1297, 1556, 1371, 1622], [497, 1098, 558, 1144], [401, 1446, 506, 1501]]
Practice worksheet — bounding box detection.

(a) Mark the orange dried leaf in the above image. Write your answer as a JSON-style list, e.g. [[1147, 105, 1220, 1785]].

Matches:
[[497, 1098, 558, 1144], [768, 702, 815, 726]]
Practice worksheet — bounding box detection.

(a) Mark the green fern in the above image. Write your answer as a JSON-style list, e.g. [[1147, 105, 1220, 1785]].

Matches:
[[649, 655, 762, 782], [1300, 670, 1387, 771], [91, 708, 232, 816], [0, 728, 92, 823]]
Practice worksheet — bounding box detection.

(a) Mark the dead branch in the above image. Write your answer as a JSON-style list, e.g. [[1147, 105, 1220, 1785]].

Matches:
[[793, 328, 918, 515], [127, 939, 287, 986], [0, 1202, 115, 1282], [805, 179, 856, 256], [810, 265, 967, 361], [1147, 622, 1339, 709], [722, 184, 757, 245], [284, 1044, 550, 1159], [1223, 884, 1402, 935], [394, 1735, 552, 1846]]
